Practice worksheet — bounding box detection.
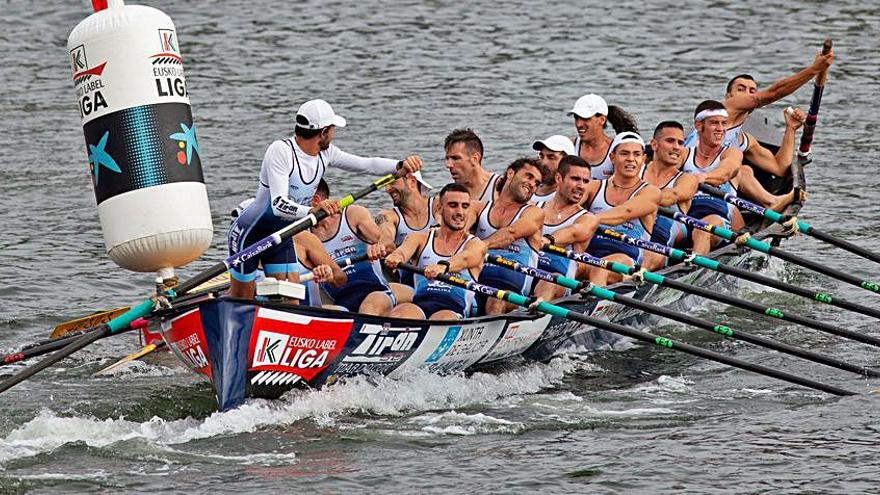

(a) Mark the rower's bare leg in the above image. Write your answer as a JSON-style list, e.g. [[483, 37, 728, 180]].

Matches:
[[731, 208, 745, 231], [389, 282, 414, 305], [533, 279, 565, 302], [692, 215, 725, 254], [359, 291, 395, 316], [485, 298, 517, 315], [228, 279, 255, 299], [389, 303, 425, 319], [641, 251, 666, 272], [738, 165, 788, 208], [588, 254, 632, 286], [429, 310, 461, 320]]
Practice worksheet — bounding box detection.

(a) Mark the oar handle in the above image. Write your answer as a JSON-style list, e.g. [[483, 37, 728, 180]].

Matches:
[[816, 39, 833, 87]]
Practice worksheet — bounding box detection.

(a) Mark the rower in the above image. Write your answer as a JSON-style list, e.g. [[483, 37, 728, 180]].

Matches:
[[227, 98, 421, 298], [567, 93, 639, 180], [680, 101, 743, 255], [533, 155, 599, 301], [444, 128, 501, 202], [309, 180, 400, 315], [639, 121, 702, 271], [580, 132, 662, 286], [384, 183, 487, 320], [474, 158, 545, 315], [532, 135, 575, 202], [289, 231, 348, 305], [719, 49, 833, 175], [375, 170, 436, 286]]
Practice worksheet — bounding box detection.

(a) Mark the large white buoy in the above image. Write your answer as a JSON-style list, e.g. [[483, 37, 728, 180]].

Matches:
[[68, 0, 212, 279]]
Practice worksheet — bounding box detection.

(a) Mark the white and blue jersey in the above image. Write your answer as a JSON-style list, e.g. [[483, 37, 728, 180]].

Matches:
[[681, 144, 736, 224], [394, 201, 436, 286], [532, 189, 556, 202], [411, 229, 479, 318], [478, 173, 502, 203], [227, 138, 396, 282], [586, 179, 650, 263], [320, 209, 394, 312], [639, 165, 688, 247], [536, 201, 588, 278], [575, 136, 614, 180], [474, 201, 540, 294]]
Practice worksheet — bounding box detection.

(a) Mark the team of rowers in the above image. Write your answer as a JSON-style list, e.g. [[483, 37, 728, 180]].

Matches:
[[226, 49, 834, 320]]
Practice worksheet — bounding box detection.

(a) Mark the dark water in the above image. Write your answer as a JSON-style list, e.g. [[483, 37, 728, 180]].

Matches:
[[2, 0, 880, 493]]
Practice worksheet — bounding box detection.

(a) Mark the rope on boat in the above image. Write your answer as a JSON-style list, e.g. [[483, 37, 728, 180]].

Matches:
[[734, 232, 753, 246], [781, 216, 801, 236]]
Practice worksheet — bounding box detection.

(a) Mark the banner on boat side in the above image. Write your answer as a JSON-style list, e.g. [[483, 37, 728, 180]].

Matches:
[[389, 320, 507, 377], [479, 316, 551, 363], [163, 308, 212, 379], [247, 308, 352, 386], [325, 322, 428, 380]]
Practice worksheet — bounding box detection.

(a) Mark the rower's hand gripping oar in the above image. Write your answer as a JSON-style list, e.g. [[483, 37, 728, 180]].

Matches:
[[798, 39, 833, 168], [488, 254, 880, 377], [543, 242, 880, 348], [396, 262, 855, 396], [0, 171, 403, 395], [698, 182, 880, 267]]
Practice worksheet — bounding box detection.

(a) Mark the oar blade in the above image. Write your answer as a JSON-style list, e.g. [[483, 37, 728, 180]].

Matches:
[[51, 306, 130, 338]]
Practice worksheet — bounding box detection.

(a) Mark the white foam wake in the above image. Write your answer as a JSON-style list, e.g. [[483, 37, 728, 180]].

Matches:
[[0, 357, 579, 468]]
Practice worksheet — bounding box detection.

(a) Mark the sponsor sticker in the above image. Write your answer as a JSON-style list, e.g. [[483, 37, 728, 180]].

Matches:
[[479, 316, 551, 363], [247, 308, 352, 382], [164, 309, 211, 378], [332, 323, 424, 376]]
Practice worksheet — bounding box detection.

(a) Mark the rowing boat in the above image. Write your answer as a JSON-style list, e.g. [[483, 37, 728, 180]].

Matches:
[[144, 112, 802, 411]]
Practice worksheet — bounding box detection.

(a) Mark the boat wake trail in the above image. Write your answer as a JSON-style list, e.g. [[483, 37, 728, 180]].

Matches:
[[0, 357, 583, 467]]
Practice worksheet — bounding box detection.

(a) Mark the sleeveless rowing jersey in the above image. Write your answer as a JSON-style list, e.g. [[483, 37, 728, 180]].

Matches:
[[531, 189, 556, 202], [412, 229, 478, 317], [575, 136, 614, 180], [393, 200, 436, 245], [477, 173, 502, 203], [681, 144, 736, 224], [474, 201, 540, 294], [320, 209, 391, 310], [639, 165, 688, 247], [536, 201, 588, 278], [585, 179, 650, 263]]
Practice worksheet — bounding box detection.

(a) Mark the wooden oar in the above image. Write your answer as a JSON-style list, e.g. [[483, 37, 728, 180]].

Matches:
[[0, 171, 402, 395], [51, 307, 130, 338], [93, 341, 166, 376], [543, 243, 880, 348], [397, 262, 856, 396], [488, 255, 880, 377], [699, 183, 880, 267], [666, 206, 880, 296]]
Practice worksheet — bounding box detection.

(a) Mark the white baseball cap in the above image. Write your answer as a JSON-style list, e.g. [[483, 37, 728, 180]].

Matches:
[[610, 131, 645, 152], [532, 135, 575, 155], [567, 94, 609, 119], [412, 170, 433, 193], [295, 99, 347, 130]]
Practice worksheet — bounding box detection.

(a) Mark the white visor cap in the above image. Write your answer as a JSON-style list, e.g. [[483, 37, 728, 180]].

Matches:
[[412, 170, 433, 193], [567, 94, 609, 119], [532, 135, 575, 156], [296, 99, 347, 130], [610, 131, 645, 152]]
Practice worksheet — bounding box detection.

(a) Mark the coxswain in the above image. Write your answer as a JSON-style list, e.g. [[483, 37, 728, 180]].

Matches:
[[532, 135, 575, 202], [680, 101, 743, 254], [375, 170, 436, 286], [639, 121, 702, 270], [474, 158, 545, 314], [533, 155, 599, 301], [580, 132, 662, 286], [227, 98, 421, 298], [444, 128, 501, 202], [309, 180, 401, 315], [384, 183, 487, 320], [568, 94, 639, 180]]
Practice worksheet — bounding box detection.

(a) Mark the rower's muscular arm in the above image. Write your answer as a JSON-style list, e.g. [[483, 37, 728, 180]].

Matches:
[[744, 135, 788, 176], [726, 51, 834, 114], [664, 173, 702, 206], [483, 206, 545, 250], [552, 213, 599, 246], [447, 238, 488, 273], [293, 231, 347, 287], [703, 148, 743, 185], [384, 231, 427, 269], [595, 186, 662, 225], [348, 205, 386, 245], [374, 209, 401, 250], [264, 141, 311, 220]]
